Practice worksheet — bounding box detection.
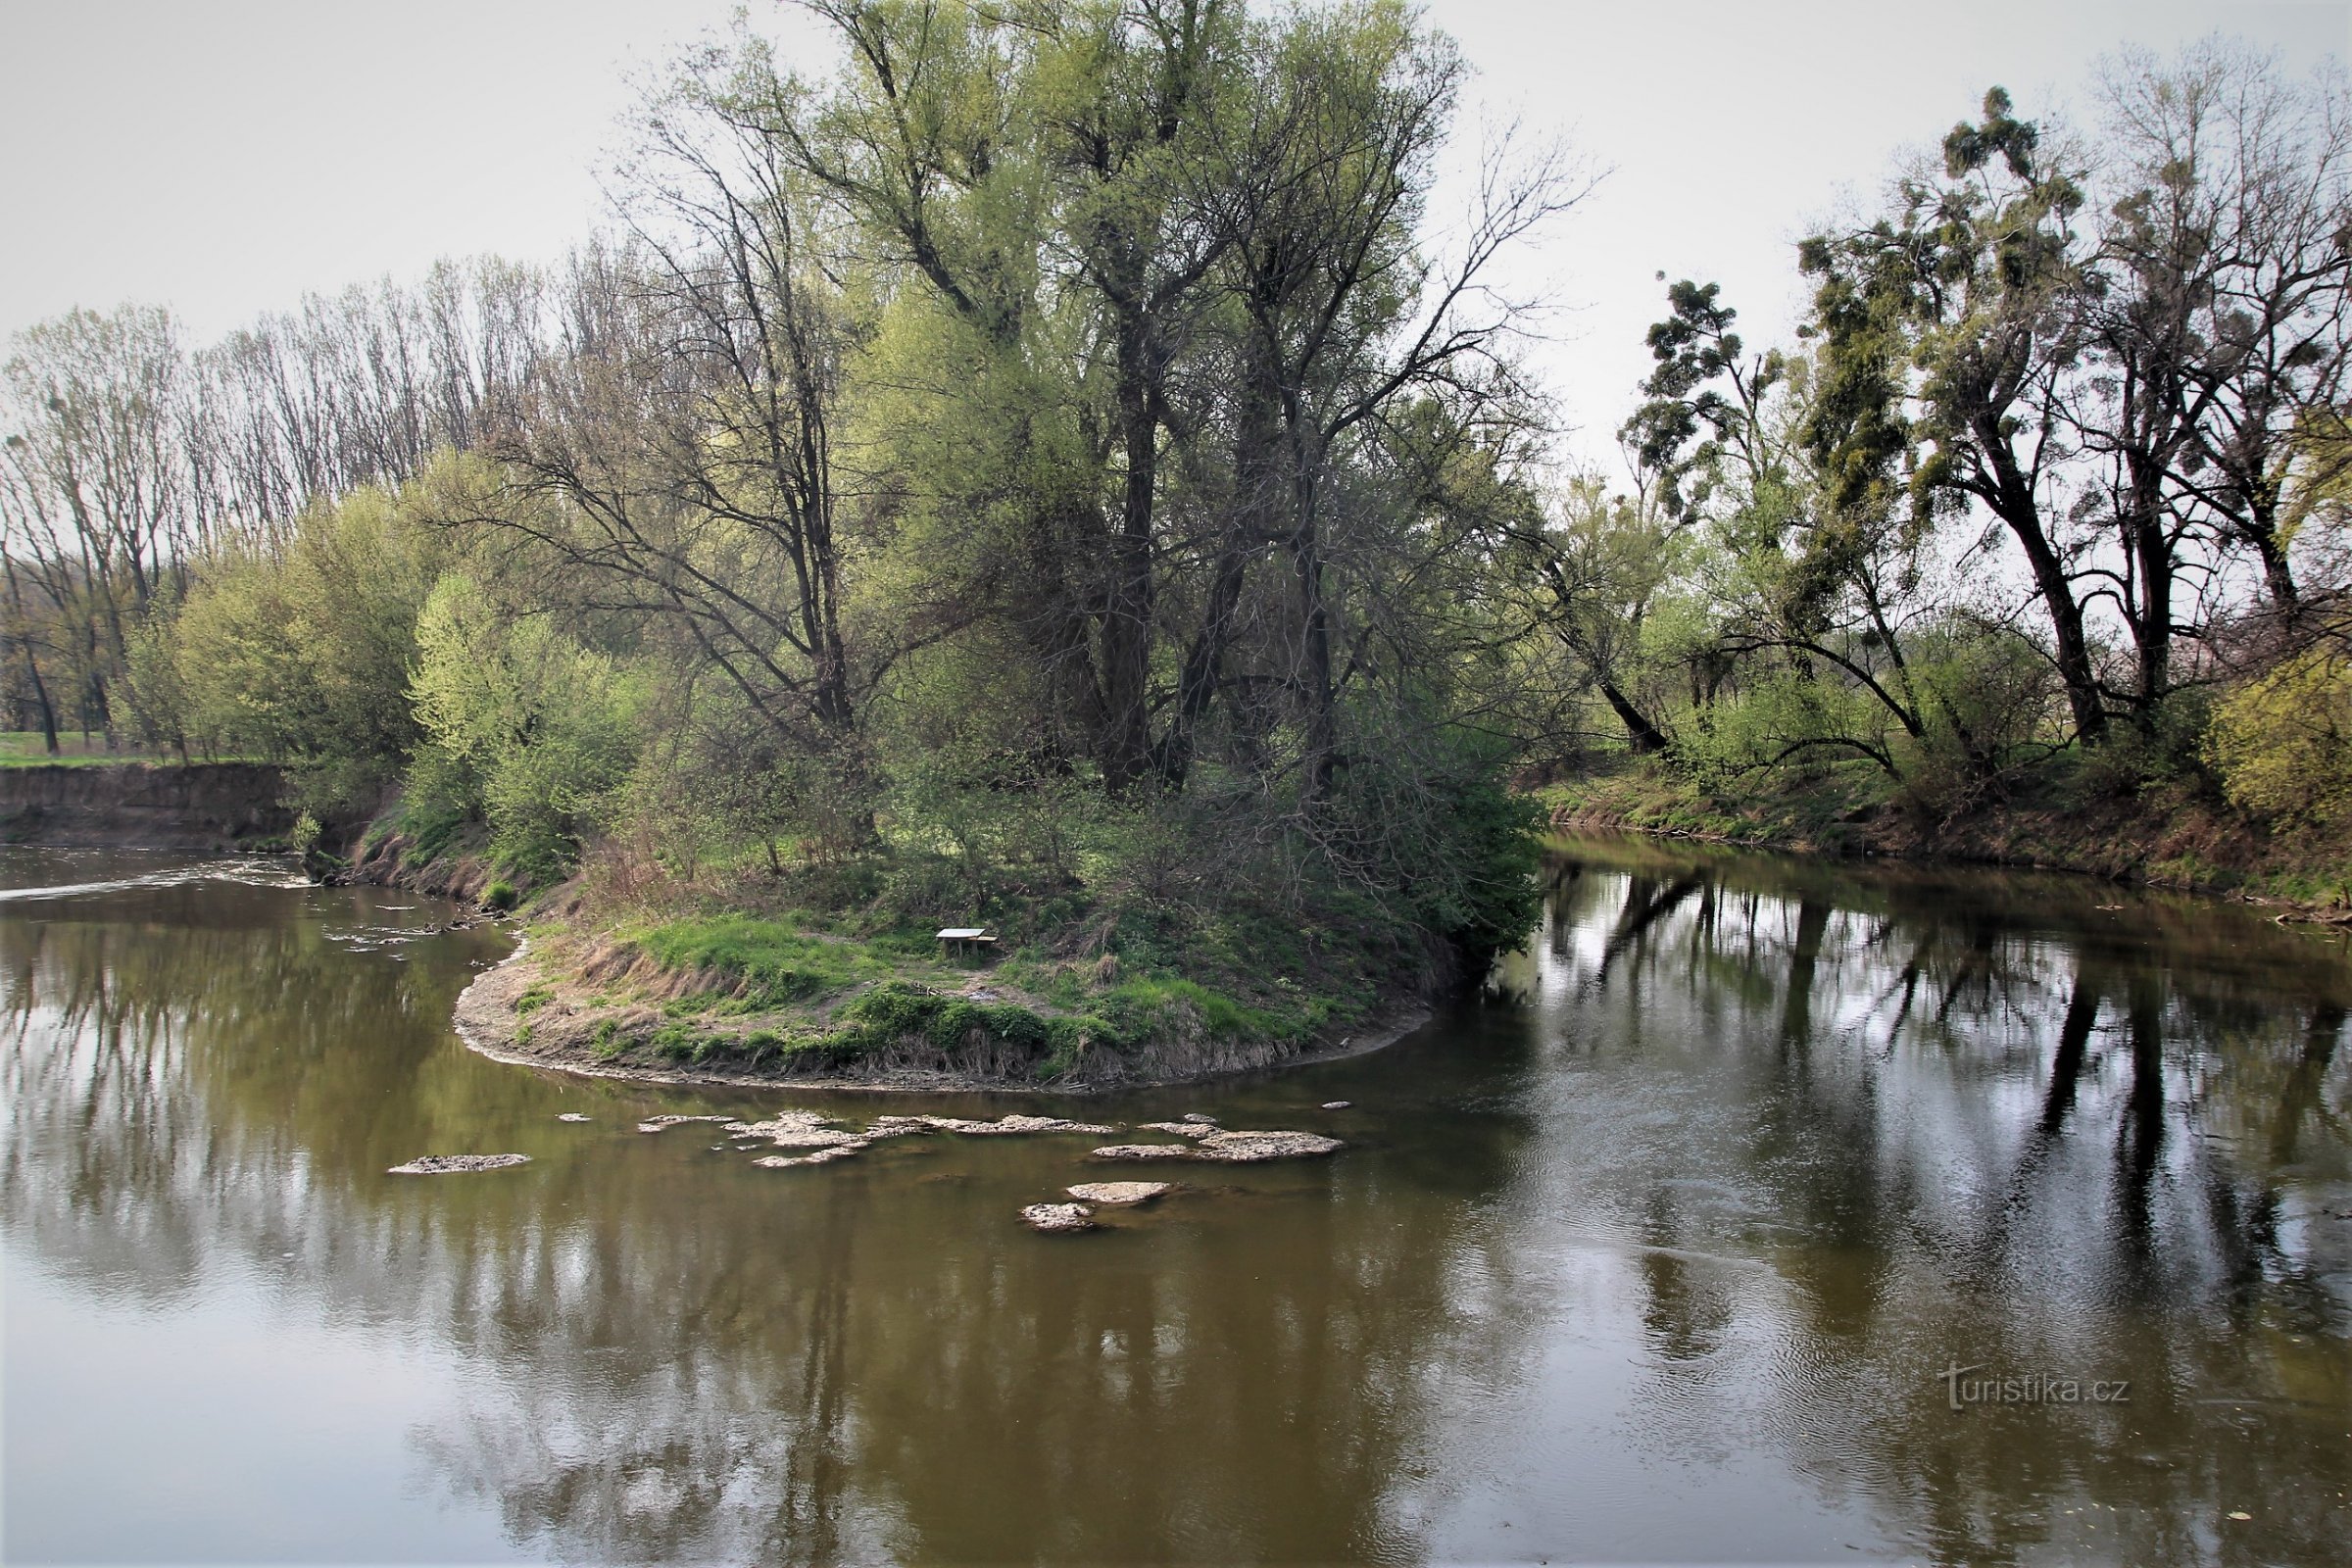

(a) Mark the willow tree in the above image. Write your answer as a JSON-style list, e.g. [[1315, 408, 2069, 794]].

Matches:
[[463, 58, 903, 791]]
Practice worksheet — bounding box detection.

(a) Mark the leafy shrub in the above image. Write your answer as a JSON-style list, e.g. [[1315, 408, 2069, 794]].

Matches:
[[2210, 648, 2352, 826], [410, 573, 641, 882]]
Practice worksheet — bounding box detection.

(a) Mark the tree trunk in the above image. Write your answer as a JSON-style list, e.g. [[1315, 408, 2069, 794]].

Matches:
[[1982, 430, 2107, 740], [1598, 679, 1669, 754], [1100, 310, 1159, 794]]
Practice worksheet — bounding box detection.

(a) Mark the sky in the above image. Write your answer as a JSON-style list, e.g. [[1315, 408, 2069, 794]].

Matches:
[[3, 0, 2348, 466]]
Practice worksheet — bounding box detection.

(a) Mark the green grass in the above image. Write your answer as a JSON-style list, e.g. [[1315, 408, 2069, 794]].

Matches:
[[0, 730, 166, 767], [573, 858, 1398, 1082], [625, 914, 894, 1009], [383, 799, 477, 868], [0, 730, 275, 767]]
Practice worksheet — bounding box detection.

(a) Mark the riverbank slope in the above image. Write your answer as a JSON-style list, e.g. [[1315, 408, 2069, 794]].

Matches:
[[0, 762, 297, 851], [1541, 761, 2352, 920]]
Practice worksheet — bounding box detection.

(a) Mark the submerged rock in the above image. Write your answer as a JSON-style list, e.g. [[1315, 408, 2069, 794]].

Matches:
[[1195, 1129, 1343, 1161], [865, 1114, 938, 1136], [1089, 1144, 1200, 1161], [1181, 1112, 1217, 1124], [1091, 1128, 1344, 1163], [725, 1110, 870, 1151], [636, 1115, 735, 1133], [388, 1153, 532, 1175], [1020, 1201, 1096, 1233], [1067, 1181, 1170, 1205], [754, 1145, 866, 1168], [557, 1113, 593, 1123], [917, 1114, 1117, 1137], [1137, 1121, 1217, 1139], [1320, 1101, 1351, 1110]]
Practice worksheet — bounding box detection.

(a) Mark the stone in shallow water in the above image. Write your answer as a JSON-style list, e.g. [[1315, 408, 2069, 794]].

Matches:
[[1020, 1202, 1096, 1233], [1067, 1181, 1170, 1205], [1321, 1101, 1351, 1110], [1194, 1129, 1343, 1161], [557, 1113, 593, 1123], [637, 1115, 735, 1133], [864, 1115, 936, 1136], [1091, 1129, 1344, 1163], [921, 1114, 1117, 1137], [1182, 1112, 1217, 1124], [388, 1153, 531, 1175], [754, 1144, 867, 1168], [1137, 1121, 1217, 1139], [726, 1110, 870, 1151]]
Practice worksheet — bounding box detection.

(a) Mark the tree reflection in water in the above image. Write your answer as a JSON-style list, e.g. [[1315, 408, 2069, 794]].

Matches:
[[1495, 839, 2350, 1563], [3, 846, 2346, 1564]]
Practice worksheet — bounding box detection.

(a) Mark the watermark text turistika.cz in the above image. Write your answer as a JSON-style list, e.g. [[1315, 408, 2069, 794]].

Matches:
[[1938, 1362, 2131, 1411]]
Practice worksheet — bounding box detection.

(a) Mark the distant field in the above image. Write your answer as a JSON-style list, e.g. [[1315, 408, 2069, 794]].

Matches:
[[0, 731, 168, 767]]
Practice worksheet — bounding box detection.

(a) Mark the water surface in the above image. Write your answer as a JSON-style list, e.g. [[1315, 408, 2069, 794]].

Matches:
[[4, 840, 2347, 1563]]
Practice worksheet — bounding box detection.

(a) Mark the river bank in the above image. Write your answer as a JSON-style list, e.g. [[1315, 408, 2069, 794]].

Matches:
[[1541, 761, 2352, 922], [450, 933, 1428, 1094], [0, 761, 297, 851]]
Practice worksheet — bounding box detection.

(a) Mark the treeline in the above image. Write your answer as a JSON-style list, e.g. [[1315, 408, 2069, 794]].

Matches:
[[1515, 41, 2352, 833], [5, 9, 2349, 984], [2, 0, 1564, 973]]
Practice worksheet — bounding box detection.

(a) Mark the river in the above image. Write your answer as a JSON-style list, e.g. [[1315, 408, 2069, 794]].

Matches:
[[3, 839, 2347, 1564]]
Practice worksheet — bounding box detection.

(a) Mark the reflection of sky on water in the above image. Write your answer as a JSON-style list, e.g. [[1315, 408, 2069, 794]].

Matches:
[[3, 843, 2346, 1564]]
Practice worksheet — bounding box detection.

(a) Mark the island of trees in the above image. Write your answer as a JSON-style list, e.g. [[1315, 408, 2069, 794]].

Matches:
[[4, 2, 2348, 1081]]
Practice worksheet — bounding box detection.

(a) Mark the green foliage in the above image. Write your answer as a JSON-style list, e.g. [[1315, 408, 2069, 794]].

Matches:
[[1328, 725, 1544, 967], [410, 573, 640, 881], [483, 880, 520, 914], [161, 475, 454, 811], [2210, 648, 2352, 827]]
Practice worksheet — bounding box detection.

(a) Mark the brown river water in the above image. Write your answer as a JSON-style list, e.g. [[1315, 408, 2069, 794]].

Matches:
[[3, 839, 2347, 1564]]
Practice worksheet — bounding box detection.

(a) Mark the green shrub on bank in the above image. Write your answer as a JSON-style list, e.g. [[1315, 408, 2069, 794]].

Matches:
[[2210, 648, 2352, 827]]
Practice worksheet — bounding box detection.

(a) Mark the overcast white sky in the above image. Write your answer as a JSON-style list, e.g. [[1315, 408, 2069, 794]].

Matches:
[[3, 1, 2347, 465]]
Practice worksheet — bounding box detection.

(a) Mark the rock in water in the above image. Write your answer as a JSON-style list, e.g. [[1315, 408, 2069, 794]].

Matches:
[[1021, 1202, 1097, 1233], [1181, 1112, 1218, 1124], [1067, 1182, 1170, 1205], [1194, 1129, 1342, 1161], [918, 1114, 1117, 1137], [636, 1115, 735, 1133], [1137, 1121, 1218, 1139], [1088, 1144, 1200, 1161], [1090, 1129, 1344, 1163], [557, 1113, 593, 1123], [388, 1153, 531, 1175], [1320, 1101, 1351, 1110], [725, 1110, 870, 1151], [754, 1146, 865, 1168]]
